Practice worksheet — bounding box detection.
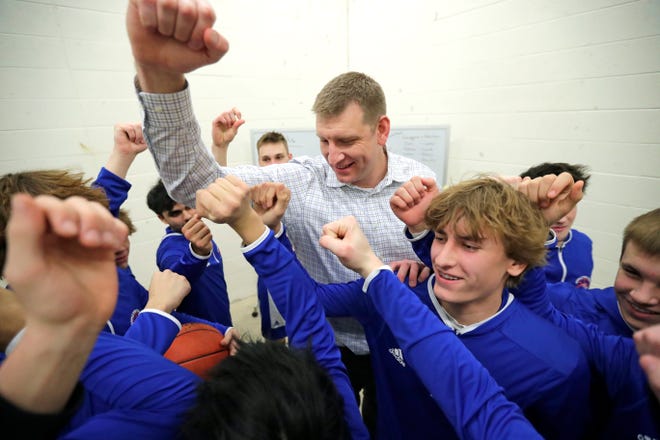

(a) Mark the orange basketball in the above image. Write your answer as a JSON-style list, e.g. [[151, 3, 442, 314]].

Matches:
[[164, 323, 229, 379]]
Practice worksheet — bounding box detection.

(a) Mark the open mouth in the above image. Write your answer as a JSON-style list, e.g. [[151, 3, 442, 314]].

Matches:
[[437, 271, 461, 281]]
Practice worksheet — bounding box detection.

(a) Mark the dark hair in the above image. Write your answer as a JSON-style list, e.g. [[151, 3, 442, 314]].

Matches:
[[257, 132, 289, 153], [0, 170, 110, 269], [183, 340, 348, 440], [520, 162, 591, 193], [146, 179, 175, 216]]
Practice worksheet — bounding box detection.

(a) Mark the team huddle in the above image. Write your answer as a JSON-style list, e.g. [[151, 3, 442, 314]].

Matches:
[[1, 1, 659, 439]]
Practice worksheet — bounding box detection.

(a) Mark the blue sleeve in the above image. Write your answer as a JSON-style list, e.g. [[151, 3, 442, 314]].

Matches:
[[243, 230, 369, 440], [366, 270, 542, 440], [409, 229, 433, 268], [60, 332, 199, 439], [513, 268, 660, 437], [92, 167, 131, 217], [277, 224, 371, 319], [172, 311, 229, 335], [123, 311, 181, 354], [157, 236, 207, 282], [277, 224, 295, 253]]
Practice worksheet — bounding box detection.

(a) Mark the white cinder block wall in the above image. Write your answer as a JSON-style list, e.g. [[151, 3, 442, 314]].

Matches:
[[1, 0, 658, 299]]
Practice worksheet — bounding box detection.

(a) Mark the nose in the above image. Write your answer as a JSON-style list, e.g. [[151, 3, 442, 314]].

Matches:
[[433, 240, 458, 268], [326, 142, 345, 165], [630, 282, 660, 306], [183, 209, 194, 222]]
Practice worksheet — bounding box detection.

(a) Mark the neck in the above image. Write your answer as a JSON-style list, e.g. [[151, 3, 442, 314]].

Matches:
[[356, 148, 388, 189], [440, 290, 504, 326]]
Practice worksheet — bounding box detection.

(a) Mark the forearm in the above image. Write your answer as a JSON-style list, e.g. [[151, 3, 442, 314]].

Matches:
[[0, 323, 97, 413], [159, 244, 208, 281], [365, 270, 541, 439], [229, 211, 268, 246], [137, 80, 221, 207], [243, 231, 368, 439], [92, 168, 131, 216], [211, 143, 228, 166], [104, 149, 138, 180], [124, 310, 181, 354]]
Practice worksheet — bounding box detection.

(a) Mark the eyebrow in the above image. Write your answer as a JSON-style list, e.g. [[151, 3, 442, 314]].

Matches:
[[435, 228, 483, 242]]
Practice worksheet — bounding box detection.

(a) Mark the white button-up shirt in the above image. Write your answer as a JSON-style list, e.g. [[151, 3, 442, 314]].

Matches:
[[138, 85, 436, 354]]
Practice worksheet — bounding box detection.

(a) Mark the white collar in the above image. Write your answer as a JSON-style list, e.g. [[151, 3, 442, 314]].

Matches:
[[426, 275, 515, 335]]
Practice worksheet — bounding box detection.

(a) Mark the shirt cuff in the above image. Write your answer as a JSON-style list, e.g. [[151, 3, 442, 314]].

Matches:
[[362, 265, 394, 293], [189, 242, 212, 259], [241, 226, 271, 254], [140, 309, 182, 331], [135, 78, 194, 126], [404, 226, 430, 242]]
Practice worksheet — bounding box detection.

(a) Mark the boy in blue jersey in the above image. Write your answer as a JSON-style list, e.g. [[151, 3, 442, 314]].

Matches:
[[212, 111, 291, 342], [545, 208, 659, 338], [193, 175, 544, 439], [147, 179, 232, 326], [95, 123, 238, 343], [520, 162, 593, 287], [0, 191, 351, 439], [326, 173, 589, 439], [0, 193, 200, 439], [510, 259, 660, 438]]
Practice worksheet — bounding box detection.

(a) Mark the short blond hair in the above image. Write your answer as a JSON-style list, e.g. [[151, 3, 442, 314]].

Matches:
[[621, 208, 660, 259], [424, 177, 548, 287], [312, 72, 386, 126], [256, 132, 289, 153]]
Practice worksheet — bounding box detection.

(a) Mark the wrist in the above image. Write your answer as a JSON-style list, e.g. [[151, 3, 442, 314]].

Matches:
[[359, 255, 385, 279], [408, 223, 428, 235], [135, 66, 186, 94], [230, 211, 266, 245], [144, 298, 178, 314]]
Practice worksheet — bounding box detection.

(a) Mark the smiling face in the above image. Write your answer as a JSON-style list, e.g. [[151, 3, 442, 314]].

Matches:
[[431, 220, 526, 325], [316, 102, 389, 189], [158, 203, 196, 232], [614, 241, 660, 330]]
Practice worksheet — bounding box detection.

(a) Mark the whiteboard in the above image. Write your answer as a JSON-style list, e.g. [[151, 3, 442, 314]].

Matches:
[[250, 126, 450, 184]]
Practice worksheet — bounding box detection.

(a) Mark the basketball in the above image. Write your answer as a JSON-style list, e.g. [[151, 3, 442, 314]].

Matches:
[[164, 323, 229, 379]]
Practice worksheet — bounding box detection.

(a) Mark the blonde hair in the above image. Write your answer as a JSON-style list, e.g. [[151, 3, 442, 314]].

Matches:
[[424, 177, 548, 287], [312, 72, 386, 126], [621, 208, 660, 259]]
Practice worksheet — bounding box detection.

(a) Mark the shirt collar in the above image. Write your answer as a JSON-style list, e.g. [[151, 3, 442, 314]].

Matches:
[[426, 275, 514, 335]]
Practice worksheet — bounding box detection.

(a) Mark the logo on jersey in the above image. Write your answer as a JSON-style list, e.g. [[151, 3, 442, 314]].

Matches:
[[130, 309, 141, 325], [575, 276, 591, 289], [389, 348, 406, 367]]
